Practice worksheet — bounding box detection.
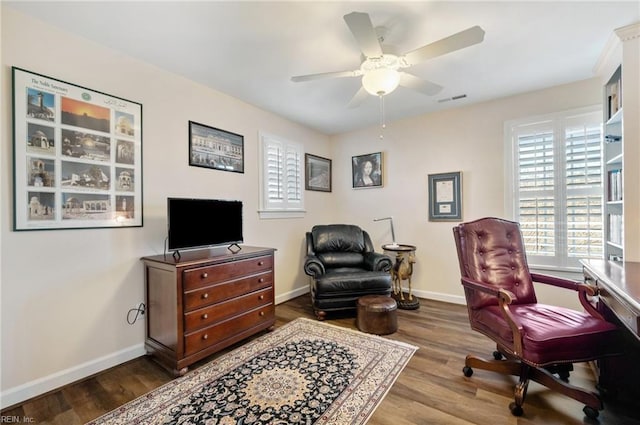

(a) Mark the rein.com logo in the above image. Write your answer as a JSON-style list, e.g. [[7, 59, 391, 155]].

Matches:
[[0, 416, 35, 423]]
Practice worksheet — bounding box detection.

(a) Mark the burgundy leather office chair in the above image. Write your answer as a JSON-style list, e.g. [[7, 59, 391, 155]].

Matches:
[[453, 217, 621, 419]]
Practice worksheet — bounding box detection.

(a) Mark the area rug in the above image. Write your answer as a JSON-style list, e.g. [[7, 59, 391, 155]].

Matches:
[[87, 318, 417, 425]]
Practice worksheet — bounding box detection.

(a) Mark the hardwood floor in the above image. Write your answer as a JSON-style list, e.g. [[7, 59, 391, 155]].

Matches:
[[3, 296, 640, 424]]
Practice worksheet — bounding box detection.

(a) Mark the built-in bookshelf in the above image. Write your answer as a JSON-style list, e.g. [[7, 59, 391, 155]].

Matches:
[[603, 65, 623, 262]]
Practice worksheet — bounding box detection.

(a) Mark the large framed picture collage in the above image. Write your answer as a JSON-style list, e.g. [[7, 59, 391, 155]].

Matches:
[[12, 67, 143, 230]]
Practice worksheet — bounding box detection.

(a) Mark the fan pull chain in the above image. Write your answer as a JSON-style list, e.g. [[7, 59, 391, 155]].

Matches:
[[379, 94, 385, 139]]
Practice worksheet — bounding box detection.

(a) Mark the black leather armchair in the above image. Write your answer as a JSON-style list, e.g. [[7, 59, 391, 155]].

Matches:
[[304, 224, 393, 319]]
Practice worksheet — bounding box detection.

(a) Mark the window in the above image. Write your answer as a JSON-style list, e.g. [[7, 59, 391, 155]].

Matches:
[[505, 106, 603, 270], [258, 132, 304, 219]]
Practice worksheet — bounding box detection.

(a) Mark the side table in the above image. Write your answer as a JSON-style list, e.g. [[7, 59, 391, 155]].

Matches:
[[383, 244, 419, 310]]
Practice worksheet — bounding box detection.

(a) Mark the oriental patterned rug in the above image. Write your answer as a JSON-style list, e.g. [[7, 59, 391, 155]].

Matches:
[[87, 318, 417, 425]]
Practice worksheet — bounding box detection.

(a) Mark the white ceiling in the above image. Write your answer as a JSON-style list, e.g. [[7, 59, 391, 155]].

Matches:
[[6, 1, 639, 135]]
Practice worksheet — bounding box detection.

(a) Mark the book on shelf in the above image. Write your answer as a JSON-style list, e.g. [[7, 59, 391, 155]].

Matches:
[[607, 169, 623, 202], [608, 213, 623, 246], [607, 78, 622, 120]]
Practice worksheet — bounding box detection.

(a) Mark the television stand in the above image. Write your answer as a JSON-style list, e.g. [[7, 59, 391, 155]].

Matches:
[[142, 246, 276, 375]]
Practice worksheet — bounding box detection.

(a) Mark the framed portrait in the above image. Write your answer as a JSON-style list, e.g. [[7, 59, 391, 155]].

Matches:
[[189, 121, 244, 173], [305, 153, 332, 192], [352, 152, 383, 189], [12, 67, 143, 231], [428, 171, 462, 221]]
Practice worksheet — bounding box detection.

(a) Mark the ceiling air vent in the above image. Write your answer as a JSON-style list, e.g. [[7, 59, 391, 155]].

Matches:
[[437, 94, 467, 103]]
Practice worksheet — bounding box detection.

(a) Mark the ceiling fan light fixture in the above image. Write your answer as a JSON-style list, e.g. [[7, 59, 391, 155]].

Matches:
[[362, 68, 400, 96]]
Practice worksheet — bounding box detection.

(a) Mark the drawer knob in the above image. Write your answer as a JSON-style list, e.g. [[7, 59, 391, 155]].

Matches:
[[201, 272, 208, 279], [202, 293, 209, 299], [258, 278, 265, 283], [259, 295, 264, 300], [202, 334, 208, 340], [203, 313, 208, 320], [258, 261, 264, 266], [259, 311, 265, 316]]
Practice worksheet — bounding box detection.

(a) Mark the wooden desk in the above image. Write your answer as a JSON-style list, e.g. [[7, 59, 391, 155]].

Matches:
[[581, 260, 640, 340], [581, 259, 640, 400]]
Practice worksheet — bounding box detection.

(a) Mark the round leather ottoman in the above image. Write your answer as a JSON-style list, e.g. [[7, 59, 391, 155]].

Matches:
[[356, 295, 398, 335]]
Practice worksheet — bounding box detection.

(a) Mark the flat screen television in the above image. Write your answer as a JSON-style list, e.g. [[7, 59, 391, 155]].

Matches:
[[167, 198, 243, 252]]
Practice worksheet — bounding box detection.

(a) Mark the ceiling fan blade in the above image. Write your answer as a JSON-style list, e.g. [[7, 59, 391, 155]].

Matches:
[[399, 72, 443, 96], [343, 12, 383, 58], [291, 70, 360, 82], [402, 26, 485, 66], [347, 86, 369, 108]]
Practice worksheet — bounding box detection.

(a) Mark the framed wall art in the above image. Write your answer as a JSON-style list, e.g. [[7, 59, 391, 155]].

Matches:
[[12, 67, 143, 231], [352, 152, 383, 189], [305, 153, 332, 192], [189, 121, 244, 173], [428, 171, 462, 221]]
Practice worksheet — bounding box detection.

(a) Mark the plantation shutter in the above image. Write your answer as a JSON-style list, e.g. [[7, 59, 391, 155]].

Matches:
[[285, 144, 303, 208], [260, 132, 304, 216], [266, 141, 284, 207], [516, 122, 556, 257], [565, 118, 603, 259], [509, 108, 603, 269]]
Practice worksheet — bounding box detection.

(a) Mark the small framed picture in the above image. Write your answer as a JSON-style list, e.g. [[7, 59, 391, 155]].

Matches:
[[305, 153, 331, 192], [428, 171, 462, 221], [352, 152, 383, 189], [189, 121, 244, 173]]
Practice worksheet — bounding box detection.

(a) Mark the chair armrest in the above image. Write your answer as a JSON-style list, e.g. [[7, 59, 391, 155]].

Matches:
[[304, 255, 325, 277], [461, 277, 524, 356], [531, 272, 580, 290], [363, 252, 392, 272], [531, 272, 604, 320], [460, 277, 515, 300]]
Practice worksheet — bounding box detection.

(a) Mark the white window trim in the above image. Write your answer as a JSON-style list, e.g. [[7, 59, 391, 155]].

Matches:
[[258, 131, 305, 220], [504, 105, 603, 272]]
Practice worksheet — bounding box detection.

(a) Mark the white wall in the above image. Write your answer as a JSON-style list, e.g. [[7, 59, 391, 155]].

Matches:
[[0, 7, 334, 408], [330, 77, 602, 306]]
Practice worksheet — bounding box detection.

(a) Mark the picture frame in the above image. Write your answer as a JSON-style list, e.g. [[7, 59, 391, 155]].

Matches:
[[12, 67, 143, 231], [189, 121, 244, 173], [305, 153, 332, 192], [352, 152, 383, 189], [428, 171, 462, 221]]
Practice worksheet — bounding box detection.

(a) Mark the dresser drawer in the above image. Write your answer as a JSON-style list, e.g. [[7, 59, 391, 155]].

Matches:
[[184, 304, 275, 356], [183, 255, 273, 291], [184, 287, 273, 332], [183, 271, 272, 311]]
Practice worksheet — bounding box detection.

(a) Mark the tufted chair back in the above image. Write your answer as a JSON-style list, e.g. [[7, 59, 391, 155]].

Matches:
[[453, 217, 537, 309], [310, 224, 375, 269]]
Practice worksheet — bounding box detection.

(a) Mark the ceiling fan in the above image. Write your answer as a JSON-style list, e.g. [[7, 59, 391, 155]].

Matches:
[[291, 12, 485, 107]]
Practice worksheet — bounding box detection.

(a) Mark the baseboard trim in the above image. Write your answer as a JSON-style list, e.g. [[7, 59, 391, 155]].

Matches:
[[275, 285, 309, 305], [410, 288, 466, 306], [274, 286, 466, 306], [1, 343, 146, 410]]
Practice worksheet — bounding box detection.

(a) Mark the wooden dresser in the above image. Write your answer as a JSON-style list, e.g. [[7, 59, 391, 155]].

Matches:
[[141, 246, 276, 375]]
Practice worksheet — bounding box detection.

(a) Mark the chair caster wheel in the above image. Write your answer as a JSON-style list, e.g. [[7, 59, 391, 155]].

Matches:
[[509, 402, 523, 417], [463, 366, 473, 377], [493, 350, 503, 360], [583, 405, 599, 419]]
